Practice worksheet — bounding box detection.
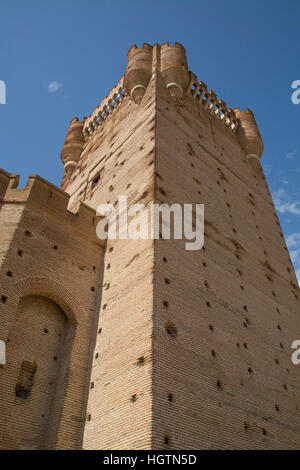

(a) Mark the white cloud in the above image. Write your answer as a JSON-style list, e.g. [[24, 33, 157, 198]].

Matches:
[[263, 164, 272, 175], [47, 81, 63, 93], [273, 188, 300, 215], [286, 149, 297, 159], [286, 233, 300, 285], [286, 233, 300, 249]]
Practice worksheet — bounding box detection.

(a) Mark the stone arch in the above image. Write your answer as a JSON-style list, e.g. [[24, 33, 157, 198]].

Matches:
[[12, 277, 86, 324], [0, 277, 89, 449]]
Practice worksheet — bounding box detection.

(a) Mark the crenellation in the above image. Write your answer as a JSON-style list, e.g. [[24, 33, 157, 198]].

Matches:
[[0, 171, 104, 246]]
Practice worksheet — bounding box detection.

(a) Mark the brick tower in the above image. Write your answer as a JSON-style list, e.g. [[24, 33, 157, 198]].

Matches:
[[0, 42, 299, 450]]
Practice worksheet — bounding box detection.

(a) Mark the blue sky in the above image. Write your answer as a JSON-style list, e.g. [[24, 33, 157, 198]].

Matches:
[[0, 0, 299, 281]]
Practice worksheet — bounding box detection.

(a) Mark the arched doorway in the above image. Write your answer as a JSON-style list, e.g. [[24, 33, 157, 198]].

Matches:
[[0, 295, 74, 449]]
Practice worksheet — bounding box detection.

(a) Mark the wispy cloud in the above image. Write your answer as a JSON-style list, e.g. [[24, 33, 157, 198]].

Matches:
[[286, 233, 300, 285], [286, 149, 297, 159], [273, 188, 300, 215], [263, 164, 272, 176], [47, 81, 63, 93]]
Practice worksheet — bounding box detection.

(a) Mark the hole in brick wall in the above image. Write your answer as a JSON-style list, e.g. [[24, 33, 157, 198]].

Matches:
[[126, 183, 131, 190], [17, 250, 23, 256], [92, 174, 101, 189], [202, 262, 207, 267], [53, 356, 57, 361], [233, 228, 237, 234], [283, 384, 288, 390], [206, 301, 211, 307], [275, 358, 279, 365], [107, 263, 111, 269], [168, 393, 173, 402], [248, 367, 253, 375], [1, 295, 7, 303], [275, 404, 280, 412], [280, 343, 284, 349], [272, 291, 276, 297], [164, 278, 170, 284], [216, 379, 222, 389], [243, 321, 248, 328], [90, 382, 94, 389], [49, 191, 53, 199], [109, 247, 114, 252], [236, 343, 240, 348], [105, 283, 110, 290], [98, 328, 102, 334], [15, 360, 37, 399], [262, 428, 267, 436], [87, 414, 91, 421], [235, 253, 240, 259], [103, 304, 107, 310], [243, 305, 248, 311], [165, 322, 177, 338], [91, 286, 95, 292], [163, 257, 167, 263], [204, 281, 209, 288], [93, 266, 96, 271], [53, 245, 58, 250], [43, 328, 48, 334], [163, 300, 169, 308], [24, 230, 32, 237], [211, 350, 216, 357], [209, 324, 214, 331], [277, 324, 281, 331], [276, 307, 281, 314], [244, 422, 248, 430], [137, 356, 145, 366], [287, 267, 291, 273], [6, 271, 12, 277], [164, 435, 169, 445], [243, 343, 248, 349], [95, 353, 99, 359], [130, 394, 137, 403], [109, 185, 113, 192], [240, 285, 244, 290]]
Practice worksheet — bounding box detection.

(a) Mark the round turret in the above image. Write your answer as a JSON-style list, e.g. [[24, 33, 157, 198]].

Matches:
[[234, 108, 264, 160], [160, 42, 190, 97], [61, 118, 84, 175], [124, 44, 153, 104]]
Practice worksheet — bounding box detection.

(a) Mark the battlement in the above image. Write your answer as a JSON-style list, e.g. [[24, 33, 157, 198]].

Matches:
[[61, 42, 264, 180], [0, 169, 104, 246], [188, 72, 239, 133], [83, 77, 125, 140]]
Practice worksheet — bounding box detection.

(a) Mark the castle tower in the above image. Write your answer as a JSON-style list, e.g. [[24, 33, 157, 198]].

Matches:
[[0, 43, 299, 450]]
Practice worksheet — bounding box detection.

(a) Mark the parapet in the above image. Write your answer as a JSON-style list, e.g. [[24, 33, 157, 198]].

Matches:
[[234, 108, 264, 160], [160, 42, 190, 98], [187, 72, 239, 133], [124, 42, 190, 103], [124, 43, 153, 104], [0, 169, 105, 246], [61, 117, 85, 175], [83, 76, 125, 140]]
